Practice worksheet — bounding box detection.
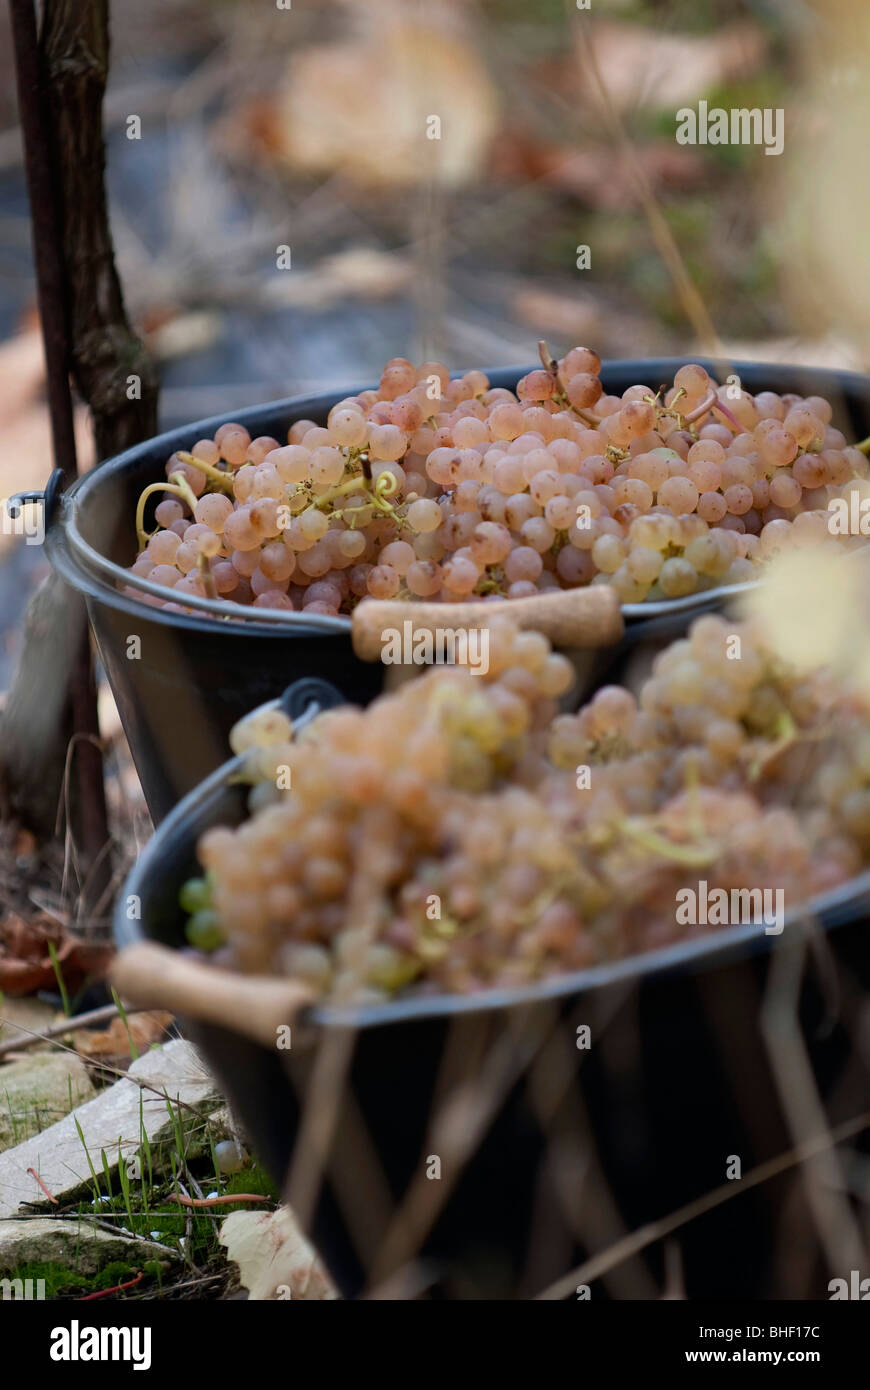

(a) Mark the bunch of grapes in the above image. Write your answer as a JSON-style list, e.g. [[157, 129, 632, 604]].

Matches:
[[124, 346, 870, 615], [181, 613, 870, 1000]]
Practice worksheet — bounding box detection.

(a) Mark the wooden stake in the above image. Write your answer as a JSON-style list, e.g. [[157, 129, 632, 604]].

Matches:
[[7, 0, 110, 886], [5, 1, 157, 897]]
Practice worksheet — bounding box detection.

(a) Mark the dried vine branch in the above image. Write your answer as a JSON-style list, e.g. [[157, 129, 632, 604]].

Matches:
[[41, 0, 159, 457]]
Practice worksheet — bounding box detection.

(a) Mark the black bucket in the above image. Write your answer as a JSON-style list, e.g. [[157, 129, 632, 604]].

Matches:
[[115, 678, 870, 1301], [47, 360, 870, 821]]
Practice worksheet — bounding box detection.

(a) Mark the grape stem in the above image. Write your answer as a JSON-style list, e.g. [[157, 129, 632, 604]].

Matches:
[[313, 466, 402, 530], [176, 451, 235, 494], [198, 551, 217, 600], [340, 502, 375, 530], [711, 400, 744, 433], [474, 565, 506, 596], [746, 712, 800, 780], [856, 434, 870, 456], [620, 818, 719, 866], [654, 386, 687, 426], [135, 479, 193, 550], [538, 339, 559, 374], [168, 471, 199, 514], [681, 391, 742, 435], [539, 337, 602, 427], [313, 473, 372, 509], [568, 404, 602, 428], [682, 390, 718, 424]]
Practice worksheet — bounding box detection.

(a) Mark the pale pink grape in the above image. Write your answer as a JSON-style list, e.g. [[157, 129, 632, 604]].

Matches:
[[367, 564, 401, 598], [504, 546, 543, 583]]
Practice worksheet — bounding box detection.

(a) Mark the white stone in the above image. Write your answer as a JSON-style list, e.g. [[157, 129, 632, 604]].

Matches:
[[0, 1217, 170, 1275], [0, 1052, 94, 1153], [0, 1039, 220, 1218]]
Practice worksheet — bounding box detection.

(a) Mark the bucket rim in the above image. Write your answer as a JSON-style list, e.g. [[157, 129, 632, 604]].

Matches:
[[45, 516, 347, 639], [51, 357, 870, 633]]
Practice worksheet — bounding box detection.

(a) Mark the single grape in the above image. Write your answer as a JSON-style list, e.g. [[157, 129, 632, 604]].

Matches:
[[658, 476, 699, 514], [379, 540, 415, 575], [186, 910, 224, 952], [591, 534, 626, 574], [154, 499, 184, 528], [659, 557, 699, 598], [299, 508, 329, 541], [367, 564, 401, 598], [698, 491, 727, 524], [224, 508, 260, 552], [309, 446, 345, 486], [194, 493, 233, 533], [191, 438, 220, 466], [329, 409, 367, 448], [504, 546, 543, 584], [442, 557, 480, 593]]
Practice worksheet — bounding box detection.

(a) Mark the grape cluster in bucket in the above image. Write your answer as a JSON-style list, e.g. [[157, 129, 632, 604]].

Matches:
[[125, 344, 870, 615], [182, 611, 870, 1002]]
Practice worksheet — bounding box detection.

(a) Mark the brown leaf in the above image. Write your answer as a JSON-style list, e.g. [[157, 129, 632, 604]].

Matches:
[[573, 20, 768, 113], [0, 914, 112, 998], [541, 142, 706, 207], [72, 1011, 173, 1059], [260, 22, 499, 188]]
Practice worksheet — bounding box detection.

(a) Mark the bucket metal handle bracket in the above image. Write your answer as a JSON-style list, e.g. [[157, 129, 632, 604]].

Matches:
[[8, 466, 65, 529], [280, 676, 345, 722]]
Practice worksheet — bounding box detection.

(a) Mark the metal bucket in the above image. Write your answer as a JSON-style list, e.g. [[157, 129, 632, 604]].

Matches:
[[46, 360, 870, 821], [114, 676, 870, 1300]]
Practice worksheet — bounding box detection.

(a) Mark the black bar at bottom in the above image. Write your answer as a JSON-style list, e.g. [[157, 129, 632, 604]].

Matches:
[[2, 1297, 866, 1374]]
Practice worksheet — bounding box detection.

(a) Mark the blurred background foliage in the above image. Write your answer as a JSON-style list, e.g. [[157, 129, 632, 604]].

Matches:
[[0, 0, 852, 679], [0, 0, 862, 449]]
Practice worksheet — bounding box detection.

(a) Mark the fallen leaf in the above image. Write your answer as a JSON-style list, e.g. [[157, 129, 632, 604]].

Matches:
[[550, 143, 702, 206], [219, 1207, 337, 1301], [72, 1011, 174, 1060], [572, 20, 768, 113], [260, 19, 499, 188], [489, 130, 706, 206], [0, 914, 112, 998]]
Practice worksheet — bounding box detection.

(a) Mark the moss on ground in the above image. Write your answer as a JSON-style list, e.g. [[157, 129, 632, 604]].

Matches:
[[0, 1258, 164, 1300]]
